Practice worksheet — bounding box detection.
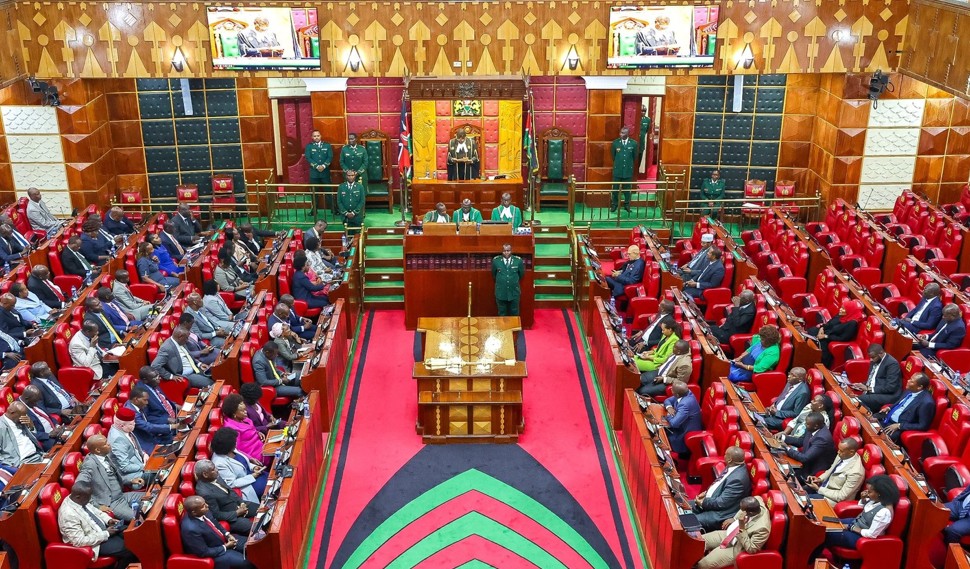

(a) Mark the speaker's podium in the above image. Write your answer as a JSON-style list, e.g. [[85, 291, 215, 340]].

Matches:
[[414, 316, 526, 444]]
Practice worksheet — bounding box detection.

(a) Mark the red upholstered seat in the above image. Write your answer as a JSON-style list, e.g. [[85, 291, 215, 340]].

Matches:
[[161, 494, 216, 568], [860, 444, 886, 479], [830, 478, 909, 569], [59, 367, 95, 402], [37, 483, 118, 568], [735, 489, 786, 569], [686, 406, 740, 485]]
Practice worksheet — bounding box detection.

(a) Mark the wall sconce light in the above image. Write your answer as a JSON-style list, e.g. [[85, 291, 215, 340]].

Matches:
[[566, 45, 580, 71], [347, 46, 363, 72], [171, 47, 186, 72], [736, 42, 754, 70]]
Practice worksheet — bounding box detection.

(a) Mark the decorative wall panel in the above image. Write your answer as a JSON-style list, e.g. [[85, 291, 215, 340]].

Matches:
[[863, 128, 921, 156], [1, 104, 70, 212], [5, 134, 63, 162], [11, 162, 67, 190], [859, 97, 922, 210], [1, 105, 58, 134], [868, 99, 926, 128]]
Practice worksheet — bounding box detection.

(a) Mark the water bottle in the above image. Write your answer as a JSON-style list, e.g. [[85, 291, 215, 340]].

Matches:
[[840, 371, 848, 385], [71, 286, 78, 300], [621, 325, 628, 338], [2, 261, 8, 274], [843, 564, 851, 569], [341, 233, 349, 249], [131, 499, 141, 526], [609, 297, 616, 310]]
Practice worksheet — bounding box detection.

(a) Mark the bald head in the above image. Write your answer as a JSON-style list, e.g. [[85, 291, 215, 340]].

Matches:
[[85, 434, 108, 455], [738, 289, 756, 305], [724, 446, 746, 465], [923, 283, 942, 299]]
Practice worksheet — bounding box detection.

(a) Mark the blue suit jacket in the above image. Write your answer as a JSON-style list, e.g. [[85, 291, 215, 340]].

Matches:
[[103, 215, 135, 236], [920, 318, 968, 357], [886, 390, 936, 433], [905, 297, 943, 331], [292, 271, 325, 302], [136, 382, 178, 425], [154, 244, 183, 275], [785, 427, 837, 476], [125, 401, 172, 452], [180, 512, 233, 559], [101, 302, 137, 331], [665, 392, 703, 454], [0, 236, 24, 264], [79, 233, 112, 263], [615, 258, 645, 286], [946, 486, 970, 521], [695, 260, 725, 291]]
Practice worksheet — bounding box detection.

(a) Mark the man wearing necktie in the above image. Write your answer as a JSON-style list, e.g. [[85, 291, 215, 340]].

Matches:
[[0, 213, 33, 251], [107, 406, 150, 484], [57, 480, 137, 567], [896, 283, 943, 333], [875, 373, 936, 443], [337, 169, 366, 235], [19, 385, 67, 451], [917, 303, 967, 358], [853, 344, 902, 412], [610, 126, 639, 214], [83, 297, 125, 349], [944, 483, 970, 543], [696, 496, 770, 569], [305, 130, 334, 213], [693, 446, 752, 531], [0, 224, 25, 266], [29, 362, 79, 420], [27, 265, 67, 310], [0, 325, 22, 370], [181, 495, 256, 568], [803, 438, 865, 506], [0, 292, 38, 342], [0, 402, 45, 468], [60, 235, 93, 278], [194, 460, 258, 535], [491, 243, 525, 317], [76, 435, 144, 521]]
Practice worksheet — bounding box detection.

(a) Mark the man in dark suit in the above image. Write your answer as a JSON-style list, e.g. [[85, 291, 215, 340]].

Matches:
[[125, 385, 175, 452], [762, 367, 811, 431], [710, 289, 757, 345], [83, 297, 125, 349], [897, 283, 943, 334], [172, 203, 208, 247], [135, 366, 180, 426], [103, 206, 136, 236], [0, 293, 35, 342], [29, 361, 79, 420], [61, 235, 93, 278], [194, 459, 257, 535], [252, 342, 303, 398], [19, 385, 66, 451], [677, 232, 714, 278], [660, 381, 703, 456], [683, 248, 725, 300], [160, 221, 187, 261], [277, 296, 316, 340], [917, 304, 967, 358], [853, 344, 903, 412], [605, 245, 646, 298], [782, 412, 836, 478], [693, 446, 752, 531], [180, 495, 255, 569], [0, 224, 25, 265], [27, 265, 68, 309], [238, 225, 267, 257], [79, 218, 113, 266], [944, 483, 970, 543], [290, 257, 330, 309], [631, 300, 675, 351], [875, 373, 937, 443]]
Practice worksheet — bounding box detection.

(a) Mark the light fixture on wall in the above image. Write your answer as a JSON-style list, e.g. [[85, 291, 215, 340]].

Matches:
[[347, 46, 363, 72], [565, 45, 580, 70], [171, 47, 187, 72], [736, 42, 755, 70]]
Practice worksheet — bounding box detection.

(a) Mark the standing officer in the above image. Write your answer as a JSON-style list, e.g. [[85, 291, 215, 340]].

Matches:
[[492, 243, 525, 317], [305, 130, 333, 212], [611, 126, 638, 214], [337, 170, 365, 235], [339, 133, 369, 188]]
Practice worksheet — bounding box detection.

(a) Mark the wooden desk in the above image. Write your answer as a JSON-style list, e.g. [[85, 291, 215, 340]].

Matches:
[[589, 298, 640, 429], [300, 299, 350, 423], [669, 289, 730, 392], [946, 543, 970, 569], [769, 207, 831, 278], [746, 276, 822, 371], [209, 291, 267, 390], [403, 232, 535, 329], [326, 235, 362, 339], [574, 234, 616, 337], [711, 222, 758, 289], [410, 178, 524, 223], [829, 270, 915, 361], [413, 316, 526, 443], [253, 236, 293, 297], [639, 229, 683, 292], [117, 283, 187, 378]]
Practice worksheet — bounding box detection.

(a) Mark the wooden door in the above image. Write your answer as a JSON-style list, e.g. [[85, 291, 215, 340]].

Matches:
[[278, 97, 313, 183]]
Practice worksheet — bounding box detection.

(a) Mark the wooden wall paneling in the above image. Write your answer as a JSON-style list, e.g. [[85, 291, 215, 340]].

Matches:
[[900, 0, 970, 100], [0, 0, 24, 87]]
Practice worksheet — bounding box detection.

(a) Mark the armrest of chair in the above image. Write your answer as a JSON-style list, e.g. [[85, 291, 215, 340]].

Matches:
[[854, 536, 903, 562], [834, 503, 863, 518], [44, 544, 100, 566], [684, 431, 715, 457], [900, 430, 937, 462], [735, 551, 782, 569], [923, 454, 961, 491], [166, 556, 216, 569]]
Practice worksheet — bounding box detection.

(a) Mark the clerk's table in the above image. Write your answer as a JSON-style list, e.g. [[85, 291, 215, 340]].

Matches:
[[414, 316, 527, 443]]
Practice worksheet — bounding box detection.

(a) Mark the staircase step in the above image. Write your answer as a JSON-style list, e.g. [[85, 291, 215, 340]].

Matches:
[[536, 284, 573, 295], [535, 243, 571, 258], [366, 227, 406, 237], [365, 245, 403, 260], [364, 271, 404, 283], [367, 258, 403, 269], [535, 293, 573, 308], [364, 283, 405, 296], [364, 296, 405, 309], [533, 270, 571, 281]]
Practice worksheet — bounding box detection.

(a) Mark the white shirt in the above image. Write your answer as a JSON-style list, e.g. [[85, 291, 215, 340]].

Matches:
[[705, 464, 741, 499], [867, 358, 883, 390], [176, 343, 200, 373], [774, 383, 799, 410], [2, 415, 38, 460], [37, 376, 72, 408], [910, 298, 931, 321], [433, 214, 448, 223], [858, 500, 893, 538]]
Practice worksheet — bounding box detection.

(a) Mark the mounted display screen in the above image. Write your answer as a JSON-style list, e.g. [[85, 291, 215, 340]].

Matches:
[[208, 7, 320, 71], [607, 5, 719, 68]]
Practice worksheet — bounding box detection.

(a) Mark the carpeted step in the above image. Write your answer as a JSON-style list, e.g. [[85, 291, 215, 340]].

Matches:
[[364, 282, 404, 295], [365, 245, 403, 259]]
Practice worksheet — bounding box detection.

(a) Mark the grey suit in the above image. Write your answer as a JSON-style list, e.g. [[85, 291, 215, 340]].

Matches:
[[76, 453, 143, 521], [107, 426, 147, 484], [185, 307, 226, 347], [111, 281, 152, 321], [151, 337, 213, 388], [202, 294, 239, 331], [252, 350, 303, 398], [0, 416, 43, 467], [211, 453, 260, 503], [695, 466, 753, 531]]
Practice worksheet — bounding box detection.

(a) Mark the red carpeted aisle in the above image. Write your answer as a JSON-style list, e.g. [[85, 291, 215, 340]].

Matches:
[[307, 309, 645, 568]]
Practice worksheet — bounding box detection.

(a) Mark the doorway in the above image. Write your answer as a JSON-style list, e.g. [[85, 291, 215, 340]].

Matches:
[[621, 94, 662, 183], [275, 97, 314, 184]]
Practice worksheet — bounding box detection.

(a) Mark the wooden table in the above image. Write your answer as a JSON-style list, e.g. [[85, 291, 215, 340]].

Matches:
[[300, 299, 350, 424], [410, 178, 525, 223], [669, 289, 729, 392], [946, 543, 970, 569], [747, 276, 822, 371], [711, 222, 758, 289], [403, 232, 534, 329], [209, 290, 267, 390], [829, 269, 915, 361], [589, 298, 641, 429], [326, 235, 362, 339], [413, 316, 526, 443], [117, 283, 187, 378], [639, 228, 684, 292], [769, 207, 831, 278]]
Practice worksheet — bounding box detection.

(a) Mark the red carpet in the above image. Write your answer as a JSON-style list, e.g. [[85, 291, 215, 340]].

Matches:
[[307, 309, 645, 568]]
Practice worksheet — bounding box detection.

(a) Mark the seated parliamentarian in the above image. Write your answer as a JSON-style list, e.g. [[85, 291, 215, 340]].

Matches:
[[806, 300, 864, 369], [201, 280, 242, 331], [177, 314, 219, 365], [125, 385, 176, 452], [239, 224, 272, 256], [147, 232, 184, 275], [653, 380, 702, 457], [677, 232, 714, 278], [112, 269, 153, 321], [98, 286, 142, 332], [727, 325, 781, 383], [0, 292, 38, 342], [916, 303, 967, 358], [30, 361, 80, 421], [103, 206, 136, 236], [279, 295, 317, 340], [804, 437, 865, 506], [760, 367, 811, 431], [83, 296, 125, 349], [710, 289, 756, 346], [76, 434, 144, 521], [631, 299, 675, 352], [61, 235, 94, 278], [210, 427, 267, 503], [423, 202, 450, 224], [253, 341, 304, 399], [874, 373, 936, 443], [214, 249, 252, 300], [70, 320, 118, 379], [895, 282, 943, 334], [57, 480, 137, 568], [0, 402, 45, 469], [692, 446, 752, 532], [303, 219, 327, 247], [270, 322, 305, 363], [27, 264, 68, 310], [172, 202, 210, 246], [696, 496, 771, 569], [0, 328, 22, 370], [290, 255, 330, 309], [779, 412, 837, 478], [160, 221, 187, 261], [25, 187, 64, 234], [151, 325, 215, 388], [185, 292, 228, 348], [851, 344, 902, 412], [79, 217, 114, 267], [11, 282, 55, 324], [636, 339, 691, 397], [490, 192, 523, 229], [107, 406, 149, 485], [304, 237, 338, 281], [180, 495, 256, 569], [943, 482, 970, 544], [221, 394, 272, 468], [682, 248, 724, 300], [452, 198, 483, 225], [774, 394, 833, 442], [136, 241, 179, 292], [604, 245, 645, 298], [820, 475, 898, 555], [239, 382, 281, 436], [193, 459, 258, 535], [136, 366, 180, 426], [0, 224, 25, 265], [633, 317, 679, 373], [19, 385, 68, 451]]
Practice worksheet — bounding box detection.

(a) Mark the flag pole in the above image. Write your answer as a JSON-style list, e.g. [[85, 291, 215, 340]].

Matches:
[[395, 80, 412, 227], [528, 86, 540, 227]]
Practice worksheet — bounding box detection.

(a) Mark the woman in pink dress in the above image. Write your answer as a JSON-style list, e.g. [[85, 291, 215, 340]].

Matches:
[[221, 393, 272, 467]]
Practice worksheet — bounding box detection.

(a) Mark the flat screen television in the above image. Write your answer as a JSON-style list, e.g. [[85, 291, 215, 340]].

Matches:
[[607, 5, 719, 68], [208, 7, 320, 71]]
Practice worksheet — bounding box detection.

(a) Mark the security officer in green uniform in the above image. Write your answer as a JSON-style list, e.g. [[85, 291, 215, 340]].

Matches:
[[339, 133, 369, 188], [337, 169, 365, 234], [701, 169, 725, 219], [611, 126, 639, 214], [492, 243, 525, 316], [305, 129, 333, 212]]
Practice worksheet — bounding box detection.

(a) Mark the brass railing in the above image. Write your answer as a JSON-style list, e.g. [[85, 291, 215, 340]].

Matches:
[[112, 194, 260, 220], [250, 175, 343, 227], [566, 164, 687, 226], [669, 193, 824, 236]]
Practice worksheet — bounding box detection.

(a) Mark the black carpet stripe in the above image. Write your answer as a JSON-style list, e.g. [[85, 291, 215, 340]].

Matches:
[[317, 310, 375, 567], [562, 308, 637, 569]]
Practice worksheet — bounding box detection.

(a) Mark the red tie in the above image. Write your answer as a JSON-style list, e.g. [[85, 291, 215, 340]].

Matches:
[[46, 280, 65, 302], [154, 388, 176, 418], [201, 516, 226, 543], [32, 405, 55, 428], [720, 524, 741, 548]]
